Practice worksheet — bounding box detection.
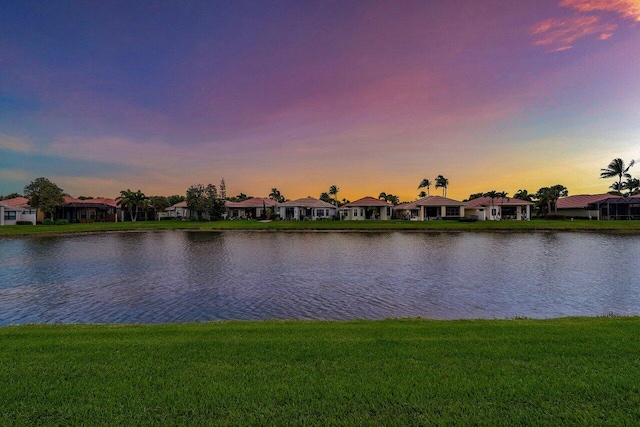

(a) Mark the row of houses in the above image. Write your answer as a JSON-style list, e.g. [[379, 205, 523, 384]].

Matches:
[[3, 193, 638, 226]]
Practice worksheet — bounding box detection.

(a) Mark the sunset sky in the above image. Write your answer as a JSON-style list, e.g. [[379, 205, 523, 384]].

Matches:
[[1, 0, 639, 201]]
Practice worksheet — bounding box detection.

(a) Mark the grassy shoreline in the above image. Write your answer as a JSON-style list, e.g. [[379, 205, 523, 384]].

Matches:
[[2, 218, 640, 237], [2, 317, 640, 424]]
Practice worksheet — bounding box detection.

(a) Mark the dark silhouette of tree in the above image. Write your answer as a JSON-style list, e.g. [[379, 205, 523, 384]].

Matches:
[[435, 175, 449, 197], [117, 189, 148, 222], [418, 178, 431, 196], [269, 188, 285, 203], [329, 185, 339, 206], [600, 158, 635, 194]]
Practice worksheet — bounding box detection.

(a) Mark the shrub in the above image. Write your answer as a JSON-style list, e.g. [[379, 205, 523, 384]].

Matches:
[[43, 218, 55, 225], [159, 217, 175, 221], [458, 217, 477, 222], [189, 216, 199, 222], [55, 219, 69, 225], [16, 221, 34, 225], [545, 213, 566, 220], [199, 217, 209, 222], [269, 214, 280, 221]]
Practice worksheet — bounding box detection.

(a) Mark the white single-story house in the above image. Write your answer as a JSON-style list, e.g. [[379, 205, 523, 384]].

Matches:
[[226, 197, 277, 219], [278, 197, 337, 220], [0, 197, 37, 225], [340, 197, 393, 220], [465, 196, 533, 220], [163, 201, 191, 220], [394, 195, 465, 220], [556, 194, 621, 219]]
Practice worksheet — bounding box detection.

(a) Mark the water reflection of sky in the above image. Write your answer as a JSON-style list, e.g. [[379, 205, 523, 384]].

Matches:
[[1, 231, 639, 325]]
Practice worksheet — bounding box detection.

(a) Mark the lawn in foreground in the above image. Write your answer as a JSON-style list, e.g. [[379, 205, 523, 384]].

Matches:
[[2, 318, 640, 425], [2, 218, 640, 236]]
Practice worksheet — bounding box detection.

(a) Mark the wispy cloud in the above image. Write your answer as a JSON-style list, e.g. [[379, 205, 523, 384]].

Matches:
[[560, 0, 640, 21], [533, 0, 639, 51]]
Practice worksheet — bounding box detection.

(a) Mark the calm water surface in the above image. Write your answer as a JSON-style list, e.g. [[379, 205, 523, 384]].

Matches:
[[1, 231, 639, 325]]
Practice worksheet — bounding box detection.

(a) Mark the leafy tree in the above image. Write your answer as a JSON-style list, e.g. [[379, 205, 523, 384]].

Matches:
[[220, 178, 227, 202], [329, 185, 339, 206], [0, 192, 22, 200], [228, 193, 251, 202], [385, 194, 400, 205], [167, 194, 186, 206], [205, 183, 226, 220], [23, 177, 65, 219], [269, 188, 285, 203], [535, 185, 567, 216], [513, 189, 533, 202], [186, 184, 208, 220], [149, 196, 170, 213], [418, 179, 431, 196], [600, 158, 635, 193], [435, 175, 449, 197], [418, 191, 427, 198], [117, 189, 148, 221]]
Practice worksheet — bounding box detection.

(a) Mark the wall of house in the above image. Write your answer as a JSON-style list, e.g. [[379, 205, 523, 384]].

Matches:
[[558, 208, 598, 219]]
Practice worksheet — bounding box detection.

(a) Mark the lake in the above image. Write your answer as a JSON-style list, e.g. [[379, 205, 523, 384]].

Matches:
[[1, 231, 639, 325]]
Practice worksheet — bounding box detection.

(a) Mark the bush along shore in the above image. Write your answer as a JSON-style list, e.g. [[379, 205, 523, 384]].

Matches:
[[2, 218, 640, 236], [2, 318, 640, 425]]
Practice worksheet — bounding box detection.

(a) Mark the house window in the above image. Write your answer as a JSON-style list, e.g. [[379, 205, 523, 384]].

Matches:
[[353, 209, 357, 217], [491, 209, 497, 216], [90, 211, 96, 219], [4, 211, 17, 220], [81, 211, 86, 219], [446, 207, 460, 216]]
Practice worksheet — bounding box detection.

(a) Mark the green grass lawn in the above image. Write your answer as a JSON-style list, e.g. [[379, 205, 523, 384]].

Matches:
[[2, 218, 640, 236], [2, 318, 640, 425]]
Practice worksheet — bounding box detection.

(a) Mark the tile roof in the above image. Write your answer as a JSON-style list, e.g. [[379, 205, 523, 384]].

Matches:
[[278, 197, 336, 208], [0, 196, 31, 209], [416, 195, 464, 206], [343, 196, 392, 207], [466, 196, 534, 208], [556, 194, 620, 209], [226, 197, 277, 208], [64, 196, 118, 208], [167, 201, 188, 210]]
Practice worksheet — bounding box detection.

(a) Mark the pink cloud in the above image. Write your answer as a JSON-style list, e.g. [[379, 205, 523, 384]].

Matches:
[[560, 0, 640, 22], [532, 15, 617, 50]]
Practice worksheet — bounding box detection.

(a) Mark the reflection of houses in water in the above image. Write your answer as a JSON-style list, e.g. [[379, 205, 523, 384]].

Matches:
[[588, 197, 640, 220]]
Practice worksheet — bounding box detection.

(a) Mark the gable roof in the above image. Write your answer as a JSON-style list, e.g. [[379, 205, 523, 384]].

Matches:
[[166, 201, 188, 210], [556, 194, 621, 209], [466, 196, 534, 208], [278, 197, 336, 209], [343, 196, 392, 207], [226, 197, 277, 209]]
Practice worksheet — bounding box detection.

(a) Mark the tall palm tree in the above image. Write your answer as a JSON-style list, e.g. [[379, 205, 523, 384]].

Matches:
[[435, 175, 448, 197], [600, 158, 635, 193], [329, 185, 339, 206], [378, 192, 387, 200], [418, 179, 431, 196], [483, 190, 500, 220], [549, 184, 568, 212]]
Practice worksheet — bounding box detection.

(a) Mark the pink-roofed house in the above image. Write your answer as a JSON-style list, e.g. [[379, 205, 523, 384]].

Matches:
[[556, 194, 621, 219], [340, 197, 393, 220], [0, 197, 37, 225], [226, 197, 277, 219], [57, 196, 119, 223], [164, 201, 190, 220], [465, 196, 533, 220], [278, 197, 337, 220]]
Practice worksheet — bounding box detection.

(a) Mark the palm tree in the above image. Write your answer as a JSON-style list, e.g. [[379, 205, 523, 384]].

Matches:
[[435, 175, 449, 197], [329, 185, 339, 206], [378, 192, 387, 200], [600, 158, 635, 193], [117, 189, 148, 221], [549, 184, 568, 212], [418, 191, 427, 198], [269, 188, 285, 203], [608, 182, 624, 196], [483, 190, 500, 220], [623, 178, 640, 196], [418, 179, 431, 196], [513, 189, 533, 202]]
